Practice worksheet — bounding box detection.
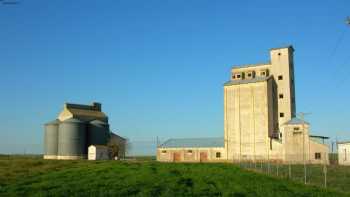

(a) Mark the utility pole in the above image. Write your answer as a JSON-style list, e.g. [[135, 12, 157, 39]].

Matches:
[[298, 112, 311, 185]]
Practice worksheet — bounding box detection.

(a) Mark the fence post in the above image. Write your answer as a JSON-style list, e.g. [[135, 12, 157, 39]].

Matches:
[[254, 160, 257, 170], [323, 152, 327, 188], [288, 161, 291, 179]]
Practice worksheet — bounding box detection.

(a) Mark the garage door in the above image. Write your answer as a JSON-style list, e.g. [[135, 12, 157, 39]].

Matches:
[[173, 152, 181, 162], [200, 152, 208, 162]]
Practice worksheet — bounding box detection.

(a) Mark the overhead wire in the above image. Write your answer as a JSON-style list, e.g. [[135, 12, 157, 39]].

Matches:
[[333, 19, 350, 87], [328, 18, 349, 87]]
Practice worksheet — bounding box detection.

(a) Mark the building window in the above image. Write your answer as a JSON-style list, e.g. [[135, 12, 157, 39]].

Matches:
[[216, 152, 221, 158], [248, 73, 252, 77], [315, 153, 321, 160], [279, 94, 284, 99], [161, 150, 167, 153], [278, 75, 283, 80], [280, 113, 284, 117], [187, 150, 192, 153], [278, 53, 281, 56], [232, 75, 236, 79], [294, 127, 300, 131], [236, 74, 241, 79]]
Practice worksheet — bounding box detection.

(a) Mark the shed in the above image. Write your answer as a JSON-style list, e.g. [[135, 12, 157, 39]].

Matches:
[[108, 132, 127, 159], [88, 145, 110, 160], [338, 141, 350, 166]]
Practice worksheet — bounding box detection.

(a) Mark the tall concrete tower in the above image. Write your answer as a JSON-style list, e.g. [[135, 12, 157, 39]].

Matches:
[[224, 46, 296, 161], [269, 46, 296, 126]]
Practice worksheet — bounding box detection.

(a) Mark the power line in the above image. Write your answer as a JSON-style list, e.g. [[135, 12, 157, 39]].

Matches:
[[333, 17, 350, 87], [328, 29, 346, 63]]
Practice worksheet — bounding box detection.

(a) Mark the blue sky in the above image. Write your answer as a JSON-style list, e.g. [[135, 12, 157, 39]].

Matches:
[[0, 0, 349, 155]]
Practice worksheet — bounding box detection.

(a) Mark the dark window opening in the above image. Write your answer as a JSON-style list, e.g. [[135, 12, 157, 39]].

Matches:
[[162, 150, 167, 153], [248, 73, 252, 77], [315, 153, 321, 160], [261, 72, 266, 76], [187, 150, 192, 153], [279, 94, 284, 99], [294, 127, 300, 131], [237, 74, 241, 78], [278, 75, 283, 80], [216, 152, 221, 158], [280, 113, 284, 117], [278, 53, 281, 56], [232, 75, 236, 79]]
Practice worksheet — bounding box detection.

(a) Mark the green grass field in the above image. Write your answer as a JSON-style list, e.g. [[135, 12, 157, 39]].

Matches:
[[0, 155, 348, 196]]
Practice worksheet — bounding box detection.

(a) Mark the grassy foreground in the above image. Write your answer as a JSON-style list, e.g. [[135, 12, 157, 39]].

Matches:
[[0, 156, 348, 196]]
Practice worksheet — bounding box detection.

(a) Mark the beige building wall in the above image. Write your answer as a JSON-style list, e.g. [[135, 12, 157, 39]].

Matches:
[[231, 46, 296, 127], [269, 139, 284, 162], [224, 77, 278, 161], [282, 123, 329, 164], [270, 47, 296, 126], [157, 147, 226, 162], [338, 143, 350, 165]]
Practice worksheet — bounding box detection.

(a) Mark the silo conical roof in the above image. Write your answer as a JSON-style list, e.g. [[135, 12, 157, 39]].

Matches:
[[61, 118, 85, 124], [90, 119, 108, 125], [44, 119, 60, 125]]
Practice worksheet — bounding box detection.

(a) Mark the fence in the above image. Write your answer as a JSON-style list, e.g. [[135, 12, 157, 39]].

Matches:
[[235, 152, 344, 190]]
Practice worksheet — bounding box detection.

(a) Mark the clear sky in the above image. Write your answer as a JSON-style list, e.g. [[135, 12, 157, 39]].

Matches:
[[0, 0, 349, 155]]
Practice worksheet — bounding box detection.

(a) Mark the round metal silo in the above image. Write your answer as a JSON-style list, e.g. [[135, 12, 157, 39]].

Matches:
[[44, 119, 59, 159], [58, 118, 87, 160], [88, 120, 109, 146]]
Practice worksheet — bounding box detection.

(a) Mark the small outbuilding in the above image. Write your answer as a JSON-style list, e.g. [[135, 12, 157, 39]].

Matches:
[[88, 145, 110, 160], [338, 141, 350, 166]]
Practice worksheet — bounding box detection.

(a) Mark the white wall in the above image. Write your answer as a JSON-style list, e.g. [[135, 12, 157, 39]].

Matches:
[[338, 143, 350, 166]]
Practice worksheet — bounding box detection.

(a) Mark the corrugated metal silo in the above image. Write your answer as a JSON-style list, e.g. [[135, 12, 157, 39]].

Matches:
[[44, 119, 60, 159], [88, 119, 109, 146], [58, 118, 87, 159]]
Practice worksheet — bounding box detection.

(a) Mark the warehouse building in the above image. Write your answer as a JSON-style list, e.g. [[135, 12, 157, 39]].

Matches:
[[157, 46, 329, 164], [157, 138, 226, 162], [43, 102, 126, 160]]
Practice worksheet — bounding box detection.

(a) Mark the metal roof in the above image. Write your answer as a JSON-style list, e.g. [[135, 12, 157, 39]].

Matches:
[[284, 117, 309, 125], [270, 45, 294, 51], [224, 76, 272, 86], [337, 141, 350, 145], [231, 62, 271, 69], [309, 135, 329, 139], [159, 137, 224, 148]]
